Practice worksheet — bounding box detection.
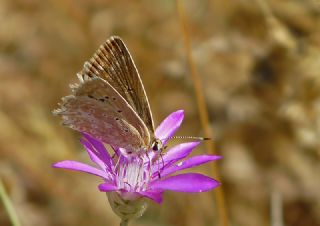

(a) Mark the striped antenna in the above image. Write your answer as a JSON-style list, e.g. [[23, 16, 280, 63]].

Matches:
[[170, 136, 210, 141]]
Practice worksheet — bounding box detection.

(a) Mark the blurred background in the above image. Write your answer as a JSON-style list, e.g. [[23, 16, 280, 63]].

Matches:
[[0, 0, 319, 226]]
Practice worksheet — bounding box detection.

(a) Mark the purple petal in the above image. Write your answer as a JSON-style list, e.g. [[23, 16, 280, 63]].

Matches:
[[152, 142, 200, 173], [149, 173, 220, 192], [80, 139, 107, 170], [138, 191, 163, 203], [160, 155, 222, 177], [155, 110, 184, 144], [82, 133, 113, 168], [53, 160, 108, 179], [98, 182, 118, 192]]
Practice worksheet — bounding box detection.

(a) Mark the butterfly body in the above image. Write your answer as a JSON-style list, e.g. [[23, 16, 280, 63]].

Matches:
[[54, 36, 161, 155]]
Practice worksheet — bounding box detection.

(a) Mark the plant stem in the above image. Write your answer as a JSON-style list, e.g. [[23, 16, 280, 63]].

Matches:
[[120, 219, 129, 226], [0, 178, 21, 226], [176, 1, 230, 226]]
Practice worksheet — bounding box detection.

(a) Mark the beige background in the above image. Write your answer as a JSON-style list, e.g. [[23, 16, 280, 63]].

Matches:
[[0, 1, 319, 226]]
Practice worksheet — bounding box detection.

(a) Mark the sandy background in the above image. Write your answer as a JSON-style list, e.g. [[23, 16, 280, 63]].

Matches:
[[0, 1, 319, 226]]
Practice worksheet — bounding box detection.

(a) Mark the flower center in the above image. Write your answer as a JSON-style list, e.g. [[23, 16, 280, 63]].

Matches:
[[116, 157, 149, 192]]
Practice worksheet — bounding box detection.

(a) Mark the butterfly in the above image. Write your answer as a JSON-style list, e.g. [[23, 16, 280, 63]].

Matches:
[[53, 36, 162, 155]]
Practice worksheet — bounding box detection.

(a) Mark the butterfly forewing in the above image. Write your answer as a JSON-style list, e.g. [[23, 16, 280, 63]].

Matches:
[[54, 77, 150, 152], [80, 36, 155, 135]]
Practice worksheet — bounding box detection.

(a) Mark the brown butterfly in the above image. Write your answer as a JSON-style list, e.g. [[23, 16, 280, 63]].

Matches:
[[53, 36, 162, 155]]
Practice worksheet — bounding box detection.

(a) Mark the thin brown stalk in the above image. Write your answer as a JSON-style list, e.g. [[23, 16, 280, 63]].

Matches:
[[176, 1, 230, 226]]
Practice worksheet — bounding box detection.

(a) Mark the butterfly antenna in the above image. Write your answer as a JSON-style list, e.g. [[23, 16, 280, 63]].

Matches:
[[170, 136, 210, 141]]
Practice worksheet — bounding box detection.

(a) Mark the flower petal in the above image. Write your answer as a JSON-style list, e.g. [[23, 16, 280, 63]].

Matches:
[[82, 133, 113, 168], [80, 138, 106, 170], [155, 110, 184, 144], [151, 142, 200, 173], [149, 173, 220, 192], [53, 160, 107, 179], [160, 155, 222, 177], [138, 191, 163, 203], [98, 182, 118, 192]]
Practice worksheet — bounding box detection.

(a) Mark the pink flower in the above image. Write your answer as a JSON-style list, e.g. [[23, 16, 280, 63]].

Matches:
[[53, 110, 221, 220]]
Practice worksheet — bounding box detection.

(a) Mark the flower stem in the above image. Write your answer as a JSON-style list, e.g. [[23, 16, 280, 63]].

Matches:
[[120, 219, 129, 226], [0, 178, 21, 226], [176, 1, 230, 226]]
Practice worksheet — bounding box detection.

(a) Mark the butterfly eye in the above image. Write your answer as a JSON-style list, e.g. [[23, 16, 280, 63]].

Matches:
[[151, 139, 163, 152]]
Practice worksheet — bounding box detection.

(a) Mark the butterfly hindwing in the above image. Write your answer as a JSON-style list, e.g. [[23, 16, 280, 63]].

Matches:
[[54, 77, 150, 153]]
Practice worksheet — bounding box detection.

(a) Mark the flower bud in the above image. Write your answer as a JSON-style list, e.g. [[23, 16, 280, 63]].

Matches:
[[107, 191, 147, 222]]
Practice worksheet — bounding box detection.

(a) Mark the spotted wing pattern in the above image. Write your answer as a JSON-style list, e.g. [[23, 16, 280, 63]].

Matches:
[[78, 36, 155, 136], [53, 77, 150, 153]]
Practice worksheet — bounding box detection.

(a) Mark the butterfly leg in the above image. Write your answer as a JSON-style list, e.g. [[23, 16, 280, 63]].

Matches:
[[157, 159, 161, 179], [157, 153, 165, 179], [156, 145, 168, 178], [145, 151, 153, 179]]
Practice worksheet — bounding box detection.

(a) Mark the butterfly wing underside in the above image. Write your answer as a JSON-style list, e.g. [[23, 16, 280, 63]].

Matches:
[[53, 77, 150, 152], [79, 36, 155, 136]]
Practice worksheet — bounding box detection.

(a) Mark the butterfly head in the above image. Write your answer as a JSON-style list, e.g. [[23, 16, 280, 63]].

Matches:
[[151, 138, 163, 152]]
